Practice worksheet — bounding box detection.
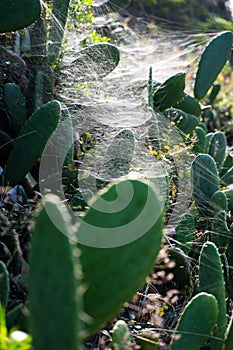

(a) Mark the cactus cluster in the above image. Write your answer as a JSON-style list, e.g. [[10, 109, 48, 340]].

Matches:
[[1, 2, 233, 350]]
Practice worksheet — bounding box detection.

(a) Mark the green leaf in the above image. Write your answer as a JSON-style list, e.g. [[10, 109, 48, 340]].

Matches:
[[194, 31, 233, 100], [153, 73, 186, 111]]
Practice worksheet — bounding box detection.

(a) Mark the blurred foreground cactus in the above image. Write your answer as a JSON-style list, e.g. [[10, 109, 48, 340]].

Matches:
[[29, 179, 165, 345]]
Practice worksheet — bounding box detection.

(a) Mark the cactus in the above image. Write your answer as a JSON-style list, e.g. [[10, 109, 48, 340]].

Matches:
[[29, 194, 83, 350], [220, 153, 233, 177], [77, 179, 164, 335], [153, 72, 186, 112], [72, 43, 120, 80], [3, 83, 27, 137], [48, 0, 71, 64], [225, 313, 233, 350], [170, 292, 218, 350], [176, 94, 201, 117], [194, 31, 233, 100], [98, 129, 135, 180], [34, 65, 55, 110], [221, 166, 233, 186], [112, 320, 133, 350], [0, 46, 27, 88], [209, 190, 228, 214], [210, 210, 230, 254], [0, 0, 41, 33], [191, 154, 220, 215], [148, 66, 153, 109], [0, 261, 9, 309], [3, 101, 61, 186], [175, 213, 195, 254], [227, 224, 233, 299], [164, 109, 199, 135], [223, 188, 233, 214], [205, 132, 214, 153], [208, 83, 221, 104], [192, 126, 206, 153], [208, 131, 227, 170], [199, 241, 226, 350]]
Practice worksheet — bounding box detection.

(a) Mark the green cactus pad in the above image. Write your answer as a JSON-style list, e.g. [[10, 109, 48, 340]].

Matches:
[[0, 0, 41, 33], [175, 213, 195, 254], [164, 109, 199, 135], [199, 242, 226, 350], [153, 73, 185, 112], [3, 101, 61, 186], [208, 131, 227, 170], [176, 94, 201, 117], [209, 190, 228, 214], [48, 0, 71, 64], [220, 154, 233, 177], [191, 154, 220, 214], [3, 83, 27, 136], [171, 292, 218, 350], [99, 129, 135, 180], [77, 179, 164, 335], [29, 194, 83, 350], [210, 210, 230, 254], [192, 126, 206, 153], [194, 31, 233, 100], [221, 166, 233, 186], [73, 43, 120, 80]]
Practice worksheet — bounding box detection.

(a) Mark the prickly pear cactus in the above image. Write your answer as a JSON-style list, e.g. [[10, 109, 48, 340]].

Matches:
[[208, 131, 227, 170], [194, 31, 233, 100], [210, 210, 230, 254], [73, 43, 120, 80], [176, 94, 201, 117], [3, 83, 27, 137], [192, 126, 206, 153], [0, 0, 41, 33], [199, 242, 226, 350], [191, 154, 220, 215], [48, 0, 71, 64], [0, 261, 9, 309], [175, 213, 195, 254], [171, 292, 218, 350], [77, 179, 165, 335], [153, 72, 185, 111], [3, 101, 61, 186], [98, 129, 135, 180], [29, 194, 83, 350]]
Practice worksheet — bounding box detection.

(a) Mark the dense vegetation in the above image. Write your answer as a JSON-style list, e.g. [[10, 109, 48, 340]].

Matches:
[[126, 0, 233, 31], [0, 1, 233, 349]]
